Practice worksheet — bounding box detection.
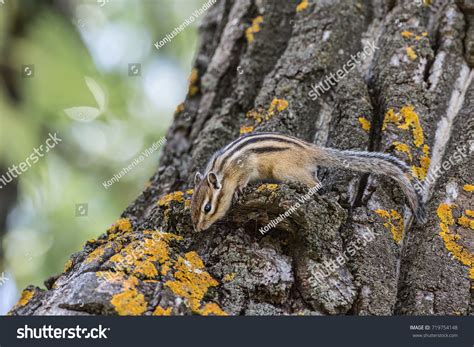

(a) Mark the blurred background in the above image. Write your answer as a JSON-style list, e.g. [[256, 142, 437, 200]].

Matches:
[[0, 0, 206, 314]]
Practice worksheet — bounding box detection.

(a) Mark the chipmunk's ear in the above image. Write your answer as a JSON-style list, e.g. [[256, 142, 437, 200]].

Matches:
[[194, 172, 204, 185], [207, 172, 221, 189]]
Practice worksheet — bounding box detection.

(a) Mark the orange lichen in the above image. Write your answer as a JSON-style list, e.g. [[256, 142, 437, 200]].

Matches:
[[188, 68, 199, 96], [158, 191, 185, 206], [437, 203, 455, 226], [110, 276, 147, 316], [375, 209, 404, 243], [153, 306, 172, 316], [256, 183, 279, 192], [463, 184, 474, 192], [296, 0, 309, 12], [269, 98, 289, 114], [110, 218, 133, 233], [406, 46, 417, 60], [84, 246, 106, 264], [109, 231, 182, 278], [437, 203, 473, 272], [17, 289, 34, 307], [245, 16, 263, 43], [393, 141, 413, 161], [165, 251, 225, 315], [199, 302, 228, 316], [240, 126, 254, 134], [358, 117, 371, 132], [457, 215, 474, 229]]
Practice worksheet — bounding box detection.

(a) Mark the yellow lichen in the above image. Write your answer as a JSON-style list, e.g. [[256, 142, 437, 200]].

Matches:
[[406, 46, 417, 60], [111, 288, 147, 316], [463, 184, 474, 192], [158, 191, 185, 206], [296, 0, 309, 12], [223, 273, 236, 282], [186, 189, 194, 195], [153, 306, 173, 316], [437, 203, 455, 226], [84, 246, 106, 264], [411, 144, 430, 180], [246, 108, 265, 124], [269, 98, 289, 113], [63, 259, 73, 272], [199, 302, 228, 316], [437, 203, 473, 270], [384, 106, 429, 179], [375, 209, 404, 243], [109, 218, 133, 233], [175, 102, 185, 115], [393, 141, 413, 161], [165, 251, 225, 315], [465, 210, 474, 218], [245, 16, 263, 43], [109, 231, 182, 278], [358, 117, 371, 132], [401, 31, 414, 38], [17, 289, 34, 307], [382, 109, 399, 131], [256, 183, 279, 192], [246, 98, 288, 127], [188, 68, 199, 96], [240, 126, 254, 134], [422, 32, 428, 36], [457, 215, 474, 229], [399, 105, 424, 148]]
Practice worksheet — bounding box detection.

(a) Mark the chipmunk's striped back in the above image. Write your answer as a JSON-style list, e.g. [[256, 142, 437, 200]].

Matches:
[[205, 132, 313, 174]]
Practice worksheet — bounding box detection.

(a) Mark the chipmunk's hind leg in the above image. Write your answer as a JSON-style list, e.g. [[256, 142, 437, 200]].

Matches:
[[272, 164, 320, 188]]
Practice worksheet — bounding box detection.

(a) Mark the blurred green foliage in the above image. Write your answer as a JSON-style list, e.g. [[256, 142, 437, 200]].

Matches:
[[0, 0, 206, 311]]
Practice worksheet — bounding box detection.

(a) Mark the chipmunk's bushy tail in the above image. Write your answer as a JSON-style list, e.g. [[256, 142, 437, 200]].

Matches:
[[314, 147, 427, 224]]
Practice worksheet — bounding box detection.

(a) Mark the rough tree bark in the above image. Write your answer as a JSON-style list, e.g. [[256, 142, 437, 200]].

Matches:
[[9, 0, 473, 316]]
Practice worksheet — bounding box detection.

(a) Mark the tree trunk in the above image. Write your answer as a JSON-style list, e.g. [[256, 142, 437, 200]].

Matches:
[[9, 0, 473, 316]]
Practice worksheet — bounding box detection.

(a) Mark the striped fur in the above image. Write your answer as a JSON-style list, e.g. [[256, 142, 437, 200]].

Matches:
[[191, 132, 426, 231]]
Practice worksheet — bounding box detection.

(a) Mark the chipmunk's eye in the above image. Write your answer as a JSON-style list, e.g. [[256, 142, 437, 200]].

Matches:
[[204, 202, 212, 214]]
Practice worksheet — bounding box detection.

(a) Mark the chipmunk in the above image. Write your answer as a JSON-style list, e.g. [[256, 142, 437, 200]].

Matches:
[[191, 132, 426, 231]]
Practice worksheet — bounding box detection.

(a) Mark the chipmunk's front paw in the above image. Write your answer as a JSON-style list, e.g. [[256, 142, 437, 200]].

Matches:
[[233, 186, 245, 203]]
